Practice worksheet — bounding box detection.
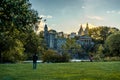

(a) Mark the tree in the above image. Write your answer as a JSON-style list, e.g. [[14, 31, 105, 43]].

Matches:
[[62, 39, 82, 59], [89, 26, 119, 44], [0, 0, 39, 62], [42, 49, 70, 63], [24, 31, 46, 60], [105, 32, 120, 57], [93, 44, 105, 61], [0, 29, 25, 62], [2, 39, 25, 62], [0, 0, 38, 31]]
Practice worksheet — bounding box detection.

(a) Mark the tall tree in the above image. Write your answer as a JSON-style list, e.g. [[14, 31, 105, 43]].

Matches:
[[105, 32, 120, 57], [0, 0, 39, 62], [89, 26, 119, 44], [24, 31, 44, 59], [62, 39, 82, 58]]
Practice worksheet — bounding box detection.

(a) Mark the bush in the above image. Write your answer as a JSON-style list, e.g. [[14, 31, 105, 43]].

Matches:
[[61, 53, 70, 62], [42, 49, 70, 63], [104, 57, 120, 61], [92, 53, 104, 62], [1, 39, 25, 63], [105, 32, 120, 56]]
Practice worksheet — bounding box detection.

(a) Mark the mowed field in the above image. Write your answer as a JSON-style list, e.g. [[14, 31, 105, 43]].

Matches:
[[0, 62, 120, 80]]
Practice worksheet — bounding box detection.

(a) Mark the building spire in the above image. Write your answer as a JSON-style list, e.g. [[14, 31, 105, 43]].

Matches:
[[84, 23, 89, 35], [78, 24, 84, 36]]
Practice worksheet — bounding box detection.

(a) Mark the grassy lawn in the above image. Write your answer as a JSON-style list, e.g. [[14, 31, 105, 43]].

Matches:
[[0, 62, 120, 80]]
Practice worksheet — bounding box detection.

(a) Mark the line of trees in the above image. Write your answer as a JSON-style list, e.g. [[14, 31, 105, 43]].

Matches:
[[42, 26, 120, 62], [59, 26, 120, 61]]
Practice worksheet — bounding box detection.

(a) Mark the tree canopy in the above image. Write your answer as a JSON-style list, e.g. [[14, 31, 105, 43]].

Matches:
[[89, 26, 119, 44], [62, 39, 82, 58], [105, 32, 120, 56], [0, 0, 40, 63]]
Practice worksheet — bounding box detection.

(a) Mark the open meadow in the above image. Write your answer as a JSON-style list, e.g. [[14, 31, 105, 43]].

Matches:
[[0, 62, 120, 80]]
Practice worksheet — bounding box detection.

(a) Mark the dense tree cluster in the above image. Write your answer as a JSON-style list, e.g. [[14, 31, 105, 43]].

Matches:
[[89, 26, 120, 61], [0, 0, 43, 63], [89, 26, 119, 44], [105, 32, 120, 57]]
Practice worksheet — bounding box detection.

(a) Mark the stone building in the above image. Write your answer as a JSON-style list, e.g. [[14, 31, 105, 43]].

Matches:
[[69, 32, 76, 38], [77, 23, 94, 46], [44, 23, 94, 59], [76, 23, 94, 59], [44, 24, 66, 50]]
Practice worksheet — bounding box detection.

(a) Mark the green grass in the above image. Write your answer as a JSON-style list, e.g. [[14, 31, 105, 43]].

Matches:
[[0, 62, 120, 80]]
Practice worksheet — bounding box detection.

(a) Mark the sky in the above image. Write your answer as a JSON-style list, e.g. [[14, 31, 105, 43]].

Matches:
[[30, 0, 120, 33]]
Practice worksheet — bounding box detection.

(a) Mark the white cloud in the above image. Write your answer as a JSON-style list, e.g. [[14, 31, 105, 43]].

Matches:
[[46, 15, 53, 18], [39, 15, 53, 19], [106, 10, 116, 14], [35, 20, 51, 34], [51, 24, 57, 27], [87, 16, 104, 20], [82, 6, 85, 9], [40, 15, 46, 18], [111, 10, 115, 13], [118, 11, 120, 14], [106, 10, 120, 14], [106, 11, 110, 14]]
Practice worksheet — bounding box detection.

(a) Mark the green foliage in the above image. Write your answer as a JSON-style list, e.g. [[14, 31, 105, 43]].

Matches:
[[94, 45, 104, 61], [2, 39, 25, 62], [88, 27, 119, 61], [62, 38, 82, 58], [0, 0, 38, 31], [0, 0, 40, 62], [61, 52, 70, 62], [0, 29, 26, 62], [105, 32, 120, 56], [24, 31, 43, 59], [104, 57, 120, 61], [0, 62, 120, 80], [42, 49, 70, 63], [89, 26, 119, 44]]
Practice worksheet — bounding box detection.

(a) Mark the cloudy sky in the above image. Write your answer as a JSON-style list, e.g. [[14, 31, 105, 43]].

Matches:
[[30, 0, 120, 33]]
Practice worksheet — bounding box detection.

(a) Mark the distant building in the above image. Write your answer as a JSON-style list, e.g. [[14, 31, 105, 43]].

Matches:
[[56, 38, 66, 50], [77, 23, 94, 46], [48, 30, 57, 49], [76, 23, 94, 59], [57, 32, 64, 37], [77, 36, 93, 45], [78, 24, 84, 36], [84, 23, 89, 35], [44, 24, 66, 50], [44, 23, 94, 59], [64, 34, 69, 38], [44, 24, 49, 47], [69, 32, 76, 38]]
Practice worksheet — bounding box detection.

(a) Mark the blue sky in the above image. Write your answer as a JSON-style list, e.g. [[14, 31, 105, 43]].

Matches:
[[30, 0, 120, 33]]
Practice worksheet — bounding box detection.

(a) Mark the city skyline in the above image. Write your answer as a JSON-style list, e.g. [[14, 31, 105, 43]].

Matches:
[[30, 0, 120, 33]]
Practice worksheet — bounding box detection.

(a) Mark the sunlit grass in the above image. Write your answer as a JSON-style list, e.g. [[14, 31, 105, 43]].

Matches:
[[0, 62, 120, 80]]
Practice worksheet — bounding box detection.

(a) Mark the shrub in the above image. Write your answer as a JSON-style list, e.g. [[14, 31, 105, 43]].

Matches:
[[42, 49, 70, 63], [104, 57, 120, 61]]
